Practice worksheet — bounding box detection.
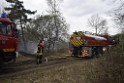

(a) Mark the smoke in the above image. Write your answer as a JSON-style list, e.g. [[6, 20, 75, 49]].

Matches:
[[18, 41, 38, 54]]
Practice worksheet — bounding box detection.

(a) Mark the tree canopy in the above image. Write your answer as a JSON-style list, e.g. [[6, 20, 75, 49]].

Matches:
[[5, 0, 36, 22]]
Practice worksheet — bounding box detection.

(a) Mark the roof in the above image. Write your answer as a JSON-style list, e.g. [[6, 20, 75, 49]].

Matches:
[[0, 17, 12, 24], [84, 34, 107, 41]]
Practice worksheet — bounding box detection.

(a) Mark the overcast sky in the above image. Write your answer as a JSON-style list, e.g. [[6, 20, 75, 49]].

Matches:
[[1, 0, 120, 35]]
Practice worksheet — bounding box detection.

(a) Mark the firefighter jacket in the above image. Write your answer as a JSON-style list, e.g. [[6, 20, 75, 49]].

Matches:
[[37, 46, 43, 56]]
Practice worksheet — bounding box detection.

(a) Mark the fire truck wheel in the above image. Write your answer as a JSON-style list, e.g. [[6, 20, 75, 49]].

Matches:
[[0, 56, 4, 64], [12, 52, 16, 63], [98, 47, 103, 56], [91, 47, 99, 58], [91, 47, 95, 58], [73, 47, 79, 57]]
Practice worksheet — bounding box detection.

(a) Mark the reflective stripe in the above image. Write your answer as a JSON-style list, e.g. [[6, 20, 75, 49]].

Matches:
[[3, 48, 15, 52], [37, 52, 42, 55], [70, 39, 84, 47], [78, 32, 83, 36], [70, 40, 78, 47], [37, 48, 43, 56], [70, 32, 85, 47]]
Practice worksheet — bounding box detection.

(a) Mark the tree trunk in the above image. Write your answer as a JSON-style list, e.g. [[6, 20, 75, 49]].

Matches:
[[20, 19, 27, 51]]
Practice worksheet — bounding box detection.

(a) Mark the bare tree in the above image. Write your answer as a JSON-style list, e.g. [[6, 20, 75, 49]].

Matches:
[[88, 14, 108, 34], [21, 0, 69, 53], [25, 14, 69, 52], [112, 0, 124, 47], [46, 0, 69, 51]]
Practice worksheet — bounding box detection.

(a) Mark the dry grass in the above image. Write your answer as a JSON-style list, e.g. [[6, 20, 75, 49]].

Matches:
[[84, 43, 124, 83], [1, 39, 124, 83], [0, 59, 98, 83]]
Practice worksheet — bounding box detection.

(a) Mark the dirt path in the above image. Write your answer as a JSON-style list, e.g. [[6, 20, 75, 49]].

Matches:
[[0, 55, 86, 78]]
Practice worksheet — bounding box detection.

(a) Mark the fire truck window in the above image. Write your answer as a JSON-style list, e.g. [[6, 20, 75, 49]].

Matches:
[[0, 22, 2, 33], [7, 25, 12, 35], [0, 23, 7, 34]]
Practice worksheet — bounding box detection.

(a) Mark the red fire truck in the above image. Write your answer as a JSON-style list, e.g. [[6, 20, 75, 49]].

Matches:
[[68, 31, 113, 58], [0, 13, 18, 63]]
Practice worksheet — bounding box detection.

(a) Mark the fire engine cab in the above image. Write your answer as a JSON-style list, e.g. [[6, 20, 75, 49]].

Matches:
[[0, 13, 18, 63]]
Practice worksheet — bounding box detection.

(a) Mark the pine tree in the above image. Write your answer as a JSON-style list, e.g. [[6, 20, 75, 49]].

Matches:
[[5, 0, 36, 22], [5, 0, 36, 51]]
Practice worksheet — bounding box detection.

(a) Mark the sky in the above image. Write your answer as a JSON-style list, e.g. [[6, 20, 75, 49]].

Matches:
[[0, 0, 120, 35]]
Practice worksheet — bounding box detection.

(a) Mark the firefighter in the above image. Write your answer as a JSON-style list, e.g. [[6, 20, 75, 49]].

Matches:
[[36, 40, 44, 64]]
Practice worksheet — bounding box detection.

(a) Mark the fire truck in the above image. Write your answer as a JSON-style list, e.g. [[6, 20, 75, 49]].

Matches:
[[68, 31, 113, 58], [0, 13, 18, 63]]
